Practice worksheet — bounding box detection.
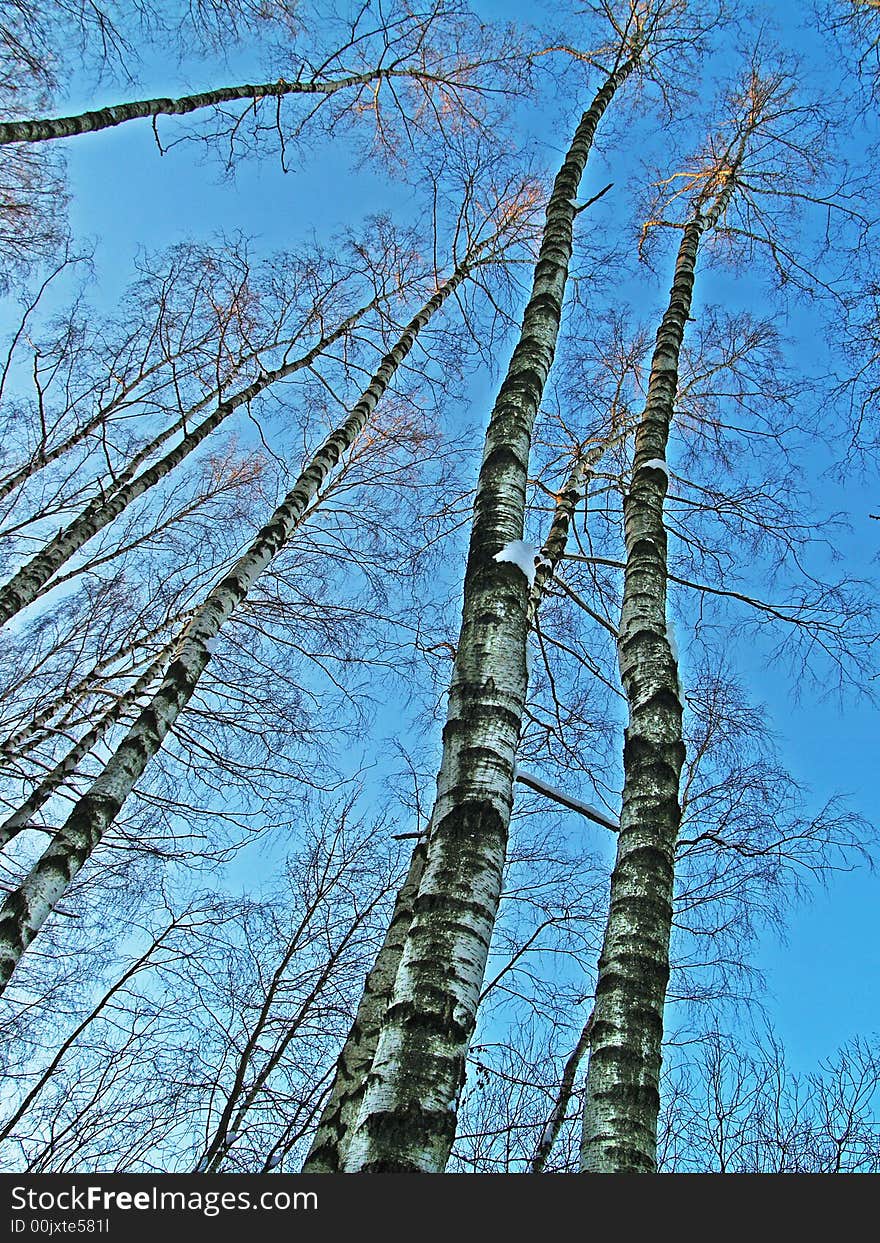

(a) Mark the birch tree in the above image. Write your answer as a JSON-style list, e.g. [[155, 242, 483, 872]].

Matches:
[[580, 63, 871, 1172], [0, 193, 531, 992], [340, 0, 725, 1173], [0, 301, 372, 625], [0, 0, 525, 281], [0, 796, 404, 1172], [0, 2, 511, 148], [579, 121, 751, 1180], [0, 230, 419, 605]]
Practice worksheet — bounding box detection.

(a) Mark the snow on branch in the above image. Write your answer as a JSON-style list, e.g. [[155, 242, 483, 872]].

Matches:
[[514, 769, 619, 832], [494, 540, 544, 586]]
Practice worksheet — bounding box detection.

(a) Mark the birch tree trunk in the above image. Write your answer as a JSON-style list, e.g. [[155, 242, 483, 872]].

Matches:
[[580, 172, 741, 1174], [302, 839, 427, 1172], [0, 260, 473, 993], [0, 361, 194, 506], [0, 610, 193, 763], [341, 56, 640, 1174], [0, 69, 418, 145], [528, 437, 622, 625], [531, 1011, 594, 1173], [0, 644, 173, 847], [0, 304, 370, 627], [304, 365, 629, 1176]]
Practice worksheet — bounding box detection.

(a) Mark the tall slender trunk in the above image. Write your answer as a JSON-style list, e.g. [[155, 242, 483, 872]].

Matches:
[[304, 415, 627, 1174], [531, 1010, 594, 1173], [0, 259, 474, 994], [302, 839, 428, 1172], [0, 69, 416, 145], [580, 173, 740, 1175], [341, 57, 639, 1174], [0, 333, 273, 507], [0, 356, 190, 506], [0, 643, 173, 847], [0, 305, 370, 627], [0, 610, 193, 762], [528, 436, 621, 624]]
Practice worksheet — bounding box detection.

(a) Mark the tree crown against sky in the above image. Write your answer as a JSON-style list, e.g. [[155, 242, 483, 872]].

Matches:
[[0, 0, 877, 1175]]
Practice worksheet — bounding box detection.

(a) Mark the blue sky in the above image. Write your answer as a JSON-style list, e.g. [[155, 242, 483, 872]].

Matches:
[[26, 0, 880, 1077]]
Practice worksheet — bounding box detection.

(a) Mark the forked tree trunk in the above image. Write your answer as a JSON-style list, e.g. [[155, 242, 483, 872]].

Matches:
[[304, 449, 615, 1174], [304, 406, 629, 1175], [341, 55, 640, 1174], [580, 171, 740, 1174], [0, 259, 474, 993]]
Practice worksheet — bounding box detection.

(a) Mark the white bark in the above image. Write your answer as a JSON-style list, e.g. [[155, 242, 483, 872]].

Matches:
[[342, 56, 639, 1174], [0, 645, 171, 847], [581, 171, 741, 1174], [306, 394, 627, 1172], [0, 260, 473, 993], [0, 68, 429, 145], [0, 304, 371, 627]]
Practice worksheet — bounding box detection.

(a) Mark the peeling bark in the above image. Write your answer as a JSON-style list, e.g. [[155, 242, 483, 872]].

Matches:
[[580, 174, 740, 1175], [0, 304, 370, 627], [342, 57, 638, 1175], [0, 262, 471, 993]]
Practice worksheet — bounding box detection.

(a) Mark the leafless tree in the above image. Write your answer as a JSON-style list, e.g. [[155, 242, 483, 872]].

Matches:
[[659, 1025, 880, 1173]]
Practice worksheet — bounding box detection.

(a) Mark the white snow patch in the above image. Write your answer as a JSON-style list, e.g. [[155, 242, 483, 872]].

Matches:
[[267, 1154, 281, 1170], [225, 1131, 239, 1144], [204, 635, 220, 654], [665, 619, 679, 663], [641, 458, 670, 479], [494, 540, 540, 586], [515, 769, 619, 831], [665, 615, 684, 696], [194, 1158, 208, 1173]]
